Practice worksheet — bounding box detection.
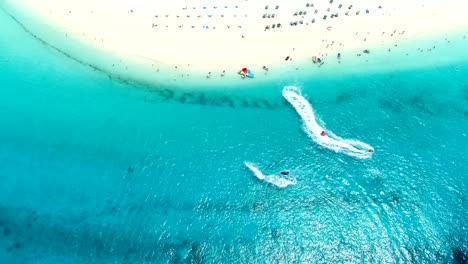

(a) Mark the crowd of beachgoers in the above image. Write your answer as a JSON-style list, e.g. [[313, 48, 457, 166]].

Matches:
[[3, 0, 468, 82]]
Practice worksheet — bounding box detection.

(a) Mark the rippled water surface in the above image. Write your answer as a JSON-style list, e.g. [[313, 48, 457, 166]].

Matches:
[[1, 6, 468, 264]]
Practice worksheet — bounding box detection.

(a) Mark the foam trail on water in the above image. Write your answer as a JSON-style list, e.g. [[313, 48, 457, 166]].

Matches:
[[244, 162, 297, 188], [282, 85, 373, 159]]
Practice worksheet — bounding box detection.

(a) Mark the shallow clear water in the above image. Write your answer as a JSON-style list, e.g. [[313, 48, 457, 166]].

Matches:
[[1, 6, 468, 264]]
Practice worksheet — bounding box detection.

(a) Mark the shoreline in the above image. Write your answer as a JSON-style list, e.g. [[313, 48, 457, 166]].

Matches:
[[2, 0, 468, 87]]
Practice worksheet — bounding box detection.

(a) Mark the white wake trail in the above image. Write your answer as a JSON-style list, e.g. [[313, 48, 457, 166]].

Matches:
[[282, 85, 374, 159], [244, 162, 297, 188]]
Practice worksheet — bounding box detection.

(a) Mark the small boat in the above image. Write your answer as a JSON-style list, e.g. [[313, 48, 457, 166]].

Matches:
[[246, 69, 254, 78], [239, 68, 254, 78], [313, 56, 323, 64], [280, 171, 289, 175]]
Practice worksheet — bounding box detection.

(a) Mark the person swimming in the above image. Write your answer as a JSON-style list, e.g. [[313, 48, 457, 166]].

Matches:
[[320, 130, 327, 136], [280, 171, 289, 175]]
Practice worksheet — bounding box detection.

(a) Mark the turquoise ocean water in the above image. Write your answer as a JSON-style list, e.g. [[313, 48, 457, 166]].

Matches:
[[1, 5, 468, 264]]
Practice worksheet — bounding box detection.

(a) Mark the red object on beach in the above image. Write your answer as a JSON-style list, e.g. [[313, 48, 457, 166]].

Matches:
[[313, 56, 317, 63], [320, 130, 327, 136], [241, 68, 248, 73], [327, 26, 332, 31]]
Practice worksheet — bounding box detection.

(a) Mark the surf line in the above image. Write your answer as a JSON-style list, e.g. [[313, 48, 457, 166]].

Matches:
[[244, 162, 297, 188], [282, 85, 374, 159]]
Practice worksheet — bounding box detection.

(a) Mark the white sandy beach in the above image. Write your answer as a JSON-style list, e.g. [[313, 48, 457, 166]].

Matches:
[[2, 0, 468, 84]]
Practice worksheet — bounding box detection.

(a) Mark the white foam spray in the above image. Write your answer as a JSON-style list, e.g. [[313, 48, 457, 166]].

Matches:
[[244, 162, 297, 188], [282, 85, 373, 159]]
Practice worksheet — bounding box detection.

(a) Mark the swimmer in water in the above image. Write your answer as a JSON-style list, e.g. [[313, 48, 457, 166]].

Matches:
[[320, 131, 327, 136]]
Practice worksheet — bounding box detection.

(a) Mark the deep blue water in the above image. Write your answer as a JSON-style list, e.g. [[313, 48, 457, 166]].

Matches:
[[1, 5, 468, 264]]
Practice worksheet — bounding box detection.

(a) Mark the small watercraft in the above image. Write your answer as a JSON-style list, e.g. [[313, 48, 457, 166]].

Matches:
[[246, 69, 254, 78], [239, 67, 254, 78], [313, 56, 322, 64]]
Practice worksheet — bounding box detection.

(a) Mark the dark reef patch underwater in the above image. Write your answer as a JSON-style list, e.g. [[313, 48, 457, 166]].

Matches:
[[1, 5, 468, 264]]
